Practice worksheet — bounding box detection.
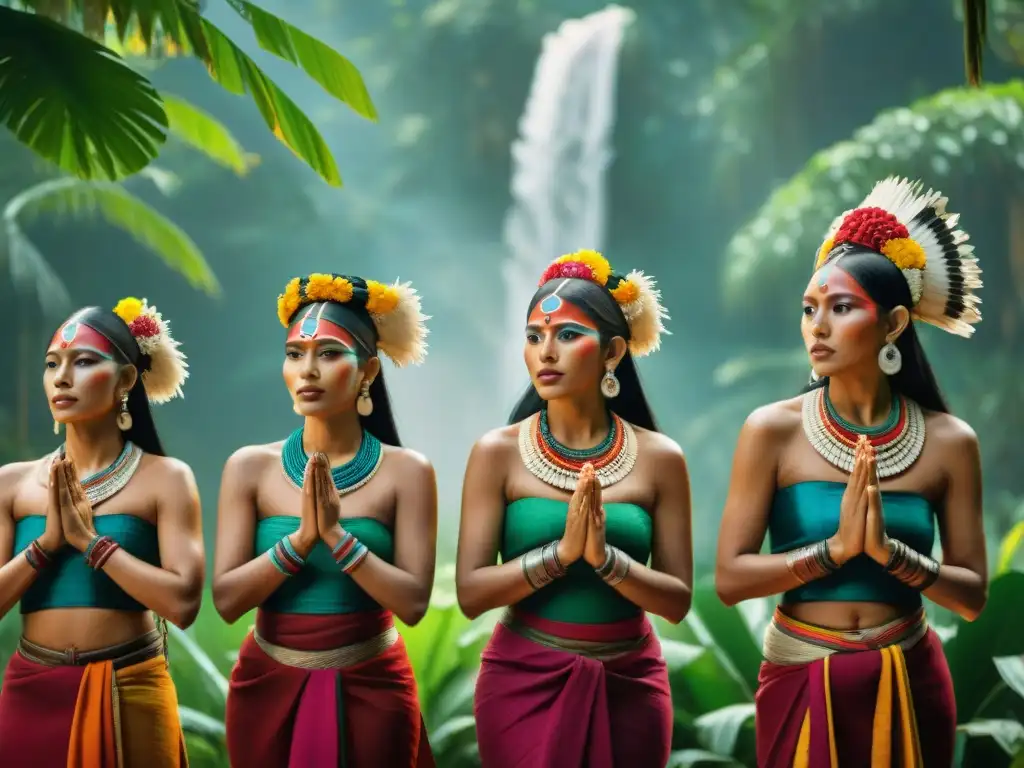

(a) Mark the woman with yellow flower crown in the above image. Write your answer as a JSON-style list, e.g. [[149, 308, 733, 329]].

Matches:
[[0, 297, 203, 767], [213, 273, 437, 767], [715, 178, 988, 767], [456, 250, 693, 768]]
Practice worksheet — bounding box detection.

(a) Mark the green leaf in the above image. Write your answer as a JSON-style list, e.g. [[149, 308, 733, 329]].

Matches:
[[5, 177, 219, 305], [167, 624, 230, 707], [994, 655, 1024, 701], [957, 718, 1024, 757], [694, 703, 756, 757], [667, 748, 743, 767], [160, 92, 258, 175], [0, 7, 168, 180], [178, 705, 226, 741], [691, 582, 763, 695], [178, 12, 342, 187], [997, 519, 1024, 575], [224, 0, 377, 121]]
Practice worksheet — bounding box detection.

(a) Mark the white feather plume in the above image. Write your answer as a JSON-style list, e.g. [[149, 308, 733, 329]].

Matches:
[[372, 281, 430, 367]]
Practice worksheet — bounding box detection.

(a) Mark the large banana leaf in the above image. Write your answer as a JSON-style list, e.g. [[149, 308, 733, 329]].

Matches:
[[721, 79, 1024, 317], [160, 91, 257, 175], [0, 6, 168, 181], [2, 176, 218, 317]]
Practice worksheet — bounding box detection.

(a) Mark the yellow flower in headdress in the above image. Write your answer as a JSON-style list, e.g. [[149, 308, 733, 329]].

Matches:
[[366, 280, 400, 315], [609, 278, 640, 305], [881, 237, 927, 271], [554, 249, 612, 286], [113, 297, 144, 324], [815, 238, 835, 269], [277, 278, 302, 327], [304, 273, 336, 301]]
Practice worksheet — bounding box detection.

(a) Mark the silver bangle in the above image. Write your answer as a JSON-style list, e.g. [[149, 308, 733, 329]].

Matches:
[[886, 538, 940, 590], [521, 540, 566, 590], [595, 544, 630, 586]]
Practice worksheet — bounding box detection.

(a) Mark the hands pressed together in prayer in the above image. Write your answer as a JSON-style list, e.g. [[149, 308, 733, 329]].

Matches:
[[39, 459, 98, 554], [829, 435, 890, 568], [557, 463, 609, 569], [291, 453, 347, 558]]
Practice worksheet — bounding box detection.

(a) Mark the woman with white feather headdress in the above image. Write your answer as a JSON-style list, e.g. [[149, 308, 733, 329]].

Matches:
[[715, 177, 987, 767], [0, 297, 201, 766], [214, 273, 437, 767], [456, 249, 690, 767]]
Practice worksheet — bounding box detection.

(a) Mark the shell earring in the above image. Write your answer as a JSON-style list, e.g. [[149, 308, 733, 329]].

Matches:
[[356, 381, 374, 417], [53, 420, 61, 436], [878, 342, 902, 376], [600, 369, 620, 398], [116, 392, 133, 431]]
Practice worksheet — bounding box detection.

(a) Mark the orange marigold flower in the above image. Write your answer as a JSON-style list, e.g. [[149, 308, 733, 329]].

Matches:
[[610, 279, 639, 304], [366, 280, 399, 314], [554, 249, 612, 286], [880, 237, 927, 271], [113, 297, 144, 325]]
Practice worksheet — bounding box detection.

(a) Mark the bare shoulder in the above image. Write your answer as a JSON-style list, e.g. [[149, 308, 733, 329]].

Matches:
[[140, 454, 198, 493], [383, 445, 436, 482], [924, 411, 979, 453], [470, 424, 519, 462], [0, 459, 43, 503], [223, 442, 284, 477], [633, 426, 686, 466], [743, 396, 803, 441]]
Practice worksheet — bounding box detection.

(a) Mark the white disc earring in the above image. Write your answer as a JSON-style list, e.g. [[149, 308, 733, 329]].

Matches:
[[878, 342, 902, 376], [116, 392, 133, 431], [600, 369, 620, 398], [356, 382, 374, 417]]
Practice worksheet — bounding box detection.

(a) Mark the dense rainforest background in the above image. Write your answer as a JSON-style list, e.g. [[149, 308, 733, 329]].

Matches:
[[1, 1, 1022, 765]]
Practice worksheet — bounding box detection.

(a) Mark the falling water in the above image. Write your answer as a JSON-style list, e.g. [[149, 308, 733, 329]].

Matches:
[[500, 5, 635, 411]]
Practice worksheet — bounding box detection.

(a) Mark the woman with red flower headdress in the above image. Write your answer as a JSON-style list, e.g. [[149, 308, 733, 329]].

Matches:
[[0, 298, 203, 767], [456, 250, 692, 767], [715, 178, 988, 767]]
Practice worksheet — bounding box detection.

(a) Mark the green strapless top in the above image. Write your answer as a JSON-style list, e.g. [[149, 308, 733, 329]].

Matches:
[[500, 497, 652, 624], [255, 516, 394, 615], [768, 481, 936, 607], [14, 514, 161, 613]]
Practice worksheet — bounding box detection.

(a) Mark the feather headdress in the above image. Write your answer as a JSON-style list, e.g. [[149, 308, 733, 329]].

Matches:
[[815, 176, 982, 337], [112, 297, 188, 403]]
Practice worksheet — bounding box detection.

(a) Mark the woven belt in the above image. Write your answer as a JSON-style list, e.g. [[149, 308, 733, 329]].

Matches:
[[18, 628, 164, 670], [253, 626, 399, 669], [763, 608, 928, 666], [500, 611, 648, 661]]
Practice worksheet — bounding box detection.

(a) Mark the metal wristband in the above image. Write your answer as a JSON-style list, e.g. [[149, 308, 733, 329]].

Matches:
[[595, 544, 630, 586], [521, 540, 566, 591], [886, 539, 940, 590], [785, 540, 839, 584]]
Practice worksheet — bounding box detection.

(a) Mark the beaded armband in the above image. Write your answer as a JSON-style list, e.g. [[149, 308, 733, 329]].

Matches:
[[24, 539, 53, 571], [332, 532, 369, 574], [785, 540, 839, 584], [885, 539, 940, 590], [521, 541, 566, 590], [596, 545, 630, 586], [268, 536, 306, 576], [84, 535, 121, 570]]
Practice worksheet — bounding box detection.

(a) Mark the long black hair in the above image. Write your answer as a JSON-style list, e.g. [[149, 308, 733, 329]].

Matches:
[[806, 246, 949, 413], [288, 300, 404, 447], [59, 307, 167, 456], [506, 278, 660, 431]]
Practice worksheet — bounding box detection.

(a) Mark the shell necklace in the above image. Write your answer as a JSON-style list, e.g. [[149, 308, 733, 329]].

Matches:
[[519, 409, 637, 490], [801, 384, 925, 478], [54, 441, 144, 505]]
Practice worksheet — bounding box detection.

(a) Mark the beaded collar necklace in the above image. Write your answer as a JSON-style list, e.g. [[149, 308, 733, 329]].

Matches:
[[281, 427, 383, 496], [519, 409, 637, 490], [54, 441, 143, 505], [801, 384, 925, 478]]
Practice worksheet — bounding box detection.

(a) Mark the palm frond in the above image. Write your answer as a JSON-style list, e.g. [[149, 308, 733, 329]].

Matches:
[[0, 6, 168, 181], [2, 175, 219, 317], [160, 91, 258, 175]]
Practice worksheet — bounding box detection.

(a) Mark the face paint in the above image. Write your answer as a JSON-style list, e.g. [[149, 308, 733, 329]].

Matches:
[[287, 308, 360, 355], [47, 318, 115, 359], [801, 265, 885, 378]]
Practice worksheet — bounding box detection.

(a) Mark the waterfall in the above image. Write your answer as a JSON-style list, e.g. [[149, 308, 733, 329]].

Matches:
[[500, 5, 634, 412]]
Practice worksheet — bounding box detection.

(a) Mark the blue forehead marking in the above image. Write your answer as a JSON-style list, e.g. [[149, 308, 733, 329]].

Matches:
[[540, 294, 562, 314], [60, 322, 78, 343], [299, 314, 319, 338]]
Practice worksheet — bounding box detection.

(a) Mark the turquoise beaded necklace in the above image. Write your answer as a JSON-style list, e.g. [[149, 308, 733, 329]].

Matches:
[[823, 383, 900, 436], [281, 428, 383, 496], [538, 408, 616, 460]]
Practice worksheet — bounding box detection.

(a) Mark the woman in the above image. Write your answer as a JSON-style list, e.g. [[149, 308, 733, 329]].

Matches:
[[214, 273, 437, 767], [0, 297, 203, 767], [715, 177, 987, 767], [456, 249, 693, 768]]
